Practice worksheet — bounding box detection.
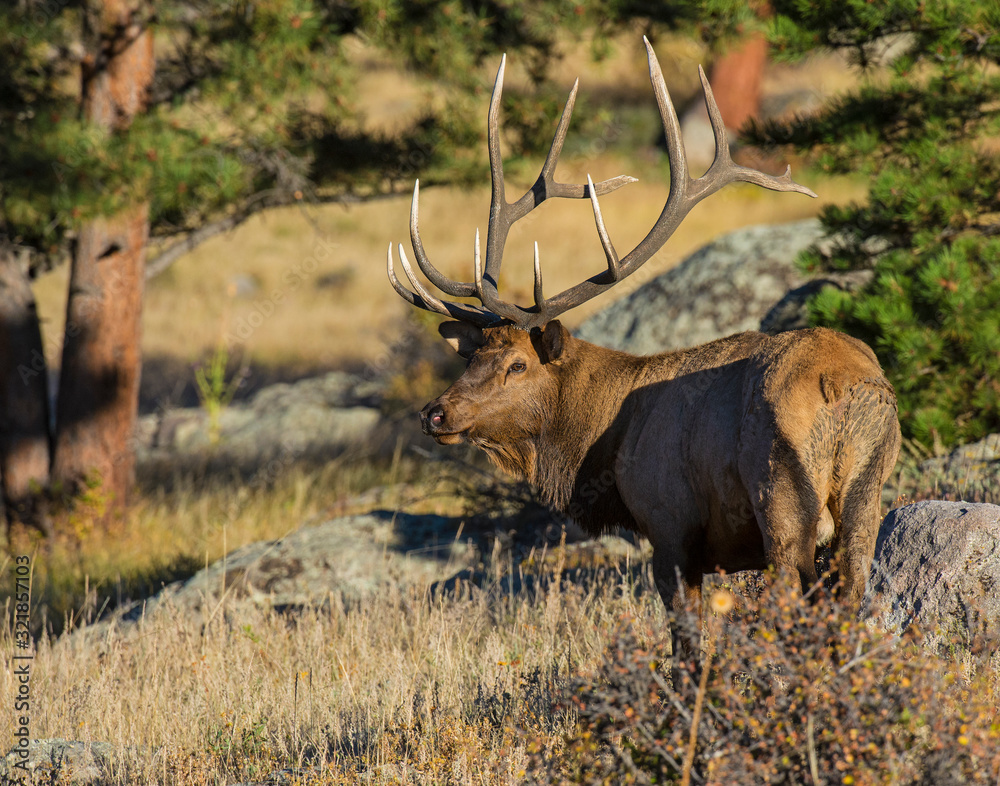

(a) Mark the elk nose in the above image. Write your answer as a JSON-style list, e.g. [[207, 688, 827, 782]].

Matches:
[[421, 403, 446, 434]]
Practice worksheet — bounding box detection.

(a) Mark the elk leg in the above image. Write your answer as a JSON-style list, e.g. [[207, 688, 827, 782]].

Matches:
[[651, 547, 703, 665], [750, 458, 822, 597], [833, 446, 892, 609], [831, 391, 901, 610]]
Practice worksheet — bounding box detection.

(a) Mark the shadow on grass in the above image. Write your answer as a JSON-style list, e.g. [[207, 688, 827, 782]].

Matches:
[[0, 550, 206, 639]]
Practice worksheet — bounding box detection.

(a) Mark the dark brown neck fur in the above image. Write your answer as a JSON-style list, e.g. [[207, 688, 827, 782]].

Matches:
[[526, 337, 675, 536]]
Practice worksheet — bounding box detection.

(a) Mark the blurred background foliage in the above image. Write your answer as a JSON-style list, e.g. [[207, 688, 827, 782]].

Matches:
[[0, 0, 751, 272]]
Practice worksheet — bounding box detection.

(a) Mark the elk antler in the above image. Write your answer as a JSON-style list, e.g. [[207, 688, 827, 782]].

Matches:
[[388, 37, 817, 330]]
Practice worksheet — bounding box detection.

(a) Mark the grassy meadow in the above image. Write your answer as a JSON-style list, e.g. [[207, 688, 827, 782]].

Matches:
[[2, 540, 666, 785], [5, 34, 998, 786], [2, 460, 998, 784]]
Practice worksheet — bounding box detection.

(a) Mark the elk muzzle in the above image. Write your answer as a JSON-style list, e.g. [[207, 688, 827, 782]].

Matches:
[[420, 399, 466, 444]]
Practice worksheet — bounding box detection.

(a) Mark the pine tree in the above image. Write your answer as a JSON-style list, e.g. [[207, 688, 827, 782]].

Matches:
[[741, 1, 1000, 448]]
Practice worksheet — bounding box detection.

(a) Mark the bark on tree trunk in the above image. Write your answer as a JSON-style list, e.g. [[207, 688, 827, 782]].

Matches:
[[51, 205, 148, 509], [0, 247, 53, 535], [51, 0, 152, 517], [708, 33, 768, 135]]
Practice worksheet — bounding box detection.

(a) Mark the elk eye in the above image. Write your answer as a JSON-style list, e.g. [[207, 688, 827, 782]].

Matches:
[[508, 361, 526, 374]]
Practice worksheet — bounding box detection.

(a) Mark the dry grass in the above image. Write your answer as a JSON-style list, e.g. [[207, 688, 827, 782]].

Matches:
[[1, 534, 663, 785], [1, 451, 484, 635], [4, 530, 998, 784]]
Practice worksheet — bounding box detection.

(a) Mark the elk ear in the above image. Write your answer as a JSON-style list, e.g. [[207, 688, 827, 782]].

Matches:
[[540, 320, 567, 363], [439, 321, 485, 358]]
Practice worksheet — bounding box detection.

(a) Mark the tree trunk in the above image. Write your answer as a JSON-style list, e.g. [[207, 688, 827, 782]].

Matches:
[[0, 247, 53, 535], [51, 0, 152, 517], [708, 33, 768, 135], [51, 206, 148, 510]]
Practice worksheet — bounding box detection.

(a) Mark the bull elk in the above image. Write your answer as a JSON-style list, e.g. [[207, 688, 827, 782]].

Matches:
[[388, 39, 901, 628]]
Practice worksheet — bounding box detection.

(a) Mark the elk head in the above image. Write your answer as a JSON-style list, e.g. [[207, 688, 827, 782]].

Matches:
[[389, 38, 815, 458], [419, 321, 567, 454]]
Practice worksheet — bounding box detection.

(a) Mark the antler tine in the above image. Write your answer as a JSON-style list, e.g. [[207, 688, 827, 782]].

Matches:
[[700, 65, 732, 172], [693, 66, 818, 201], [471, 56, 529, 323], [644, 36, 688, 199], [473, 228, 487, 303], [387, 243, 498, 327], [538, 78, 579, 187], [386, 242, 424, 309], [409, 181, 477, 298], [587, 173, 622, 282], [475, 50, 639, 325], [482, 53, 509, 293], [532, 242, 544, 309], [396, 243, 450, 315], [515, 76, 639, 210]]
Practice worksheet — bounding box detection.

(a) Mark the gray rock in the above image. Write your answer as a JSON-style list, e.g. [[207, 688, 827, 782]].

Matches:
[[71, 511, 483, 643], [889, 432, 1000, 504], [66, 502, 649, 647], [137, 371, 384, 470], [168, 510, 478, 609], [916, 433, 1000, 484], [576, 219, 826, 353], [863, 501, 1000, 638], [0, 739, 121, 786], [758, 268, 872, 334], [576, 219, 878, 354]]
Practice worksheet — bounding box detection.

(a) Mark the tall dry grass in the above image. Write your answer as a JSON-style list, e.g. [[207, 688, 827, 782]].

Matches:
[[0, 450, 483, 637], [4, 541, 998, 784], [1, 543, 664, 785]]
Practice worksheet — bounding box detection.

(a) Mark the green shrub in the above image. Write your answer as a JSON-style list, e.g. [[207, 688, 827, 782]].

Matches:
[[810, 236, 1000, 448]]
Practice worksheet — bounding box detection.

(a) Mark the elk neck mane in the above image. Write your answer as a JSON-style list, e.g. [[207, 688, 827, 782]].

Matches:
[[497, 337, 673, 537]]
